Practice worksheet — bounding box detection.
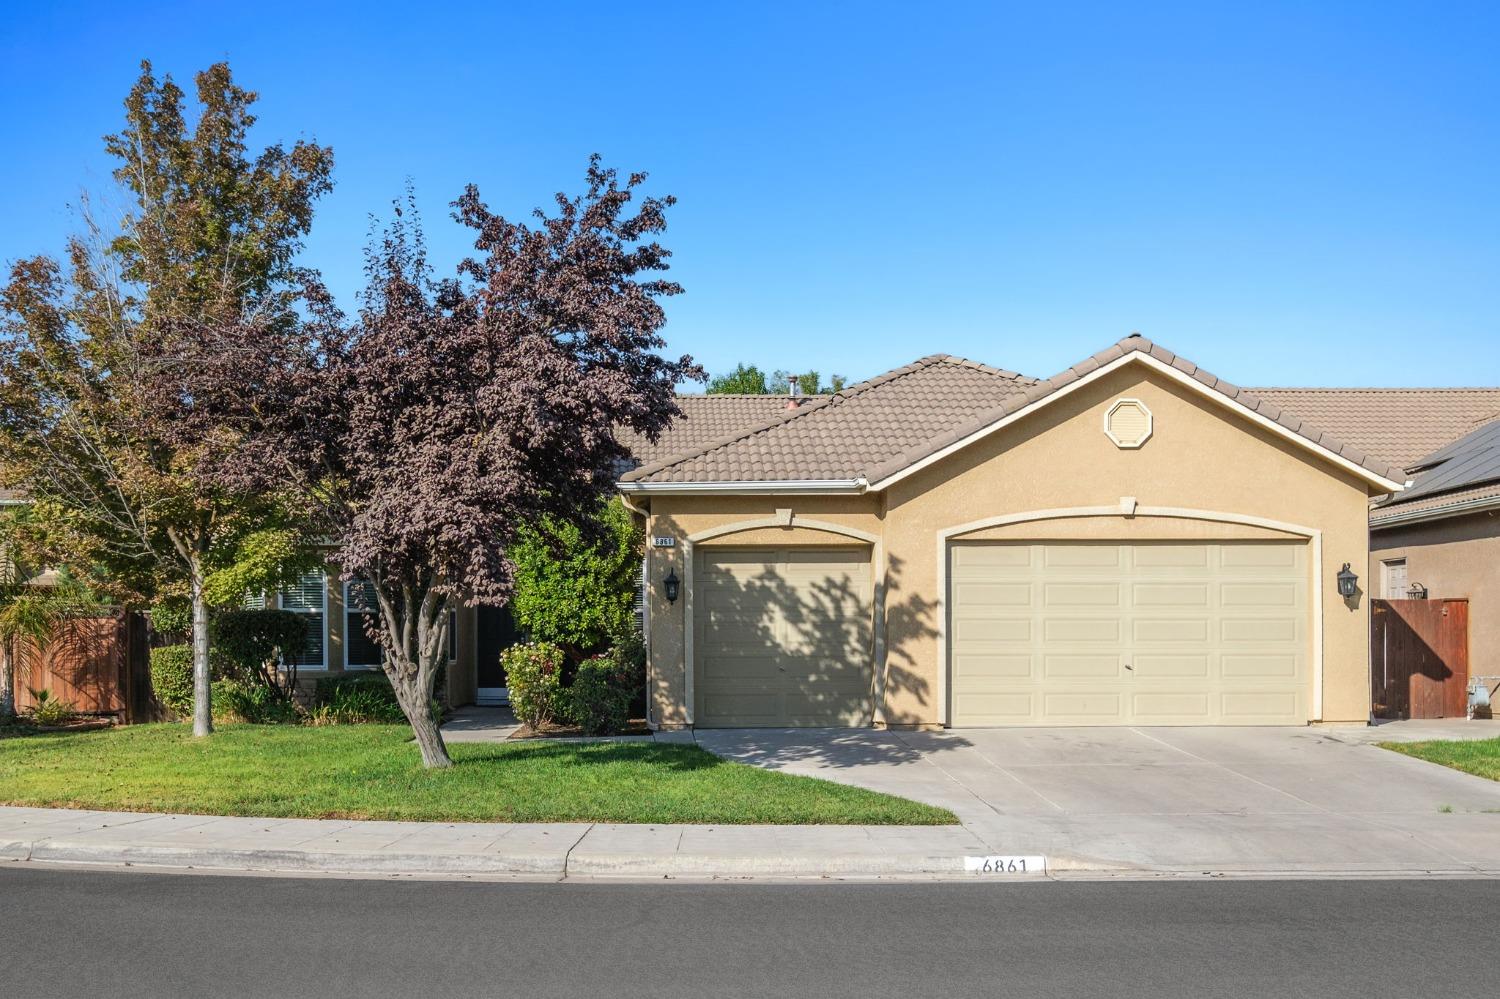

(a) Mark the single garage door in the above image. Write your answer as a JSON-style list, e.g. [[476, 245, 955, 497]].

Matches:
[[694, 546, 873, 727], [949, 540, 1308, 726]]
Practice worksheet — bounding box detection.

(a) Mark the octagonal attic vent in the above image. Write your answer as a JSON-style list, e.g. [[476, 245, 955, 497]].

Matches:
[[1104, 398, 1153, 448]]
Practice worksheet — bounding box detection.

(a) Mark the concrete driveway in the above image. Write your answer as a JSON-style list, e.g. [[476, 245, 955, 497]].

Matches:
[[694, 723, 1500, 876]]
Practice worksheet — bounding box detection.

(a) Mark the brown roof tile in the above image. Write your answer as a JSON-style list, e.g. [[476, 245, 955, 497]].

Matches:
[[616, 394, 827, 469], [620, 355, 1036, 484], [1370, 481, 1500, 524], [622, 336, 1407, 488], [1244, 388, 1500, 472]]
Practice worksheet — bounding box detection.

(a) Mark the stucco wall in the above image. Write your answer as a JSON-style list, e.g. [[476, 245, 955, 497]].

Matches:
[[1371, 510, 1500, 678], [638, 362, 1378, 728], [642, 495, 883, 728]]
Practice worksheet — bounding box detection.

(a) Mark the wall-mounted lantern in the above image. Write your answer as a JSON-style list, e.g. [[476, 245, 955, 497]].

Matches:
[[1406, 582, 1428, 600], [1336, 563, 1359, 599], [661, 567, 680, 605]]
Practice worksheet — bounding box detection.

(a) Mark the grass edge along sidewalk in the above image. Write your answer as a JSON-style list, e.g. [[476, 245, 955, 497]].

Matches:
[[0, 723, 956, 826], [1382, 736, 1500, 784]]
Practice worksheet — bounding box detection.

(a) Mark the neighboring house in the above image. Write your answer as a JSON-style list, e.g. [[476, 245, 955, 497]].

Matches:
[[616, 335, 1407, 730], [1368, 419, 1500, 678], [1240, 389, 1500, 682]]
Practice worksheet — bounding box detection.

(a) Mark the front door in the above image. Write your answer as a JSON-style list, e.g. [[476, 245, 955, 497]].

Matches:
[[476, 605, 521, 705]]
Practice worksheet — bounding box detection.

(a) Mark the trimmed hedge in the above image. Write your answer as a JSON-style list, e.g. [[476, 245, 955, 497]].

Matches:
[[149, 645, 235, 718]]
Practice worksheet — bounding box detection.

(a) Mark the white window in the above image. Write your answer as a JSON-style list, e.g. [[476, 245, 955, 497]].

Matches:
[[1382, 558, 1409, 599], [280, 570, 327, 668], [242, 591, 268, 610], [345, 579, 383, 669]]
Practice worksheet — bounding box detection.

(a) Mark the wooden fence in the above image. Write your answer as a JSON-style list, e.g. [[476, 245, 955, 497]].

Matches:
[[11, 611, 151, 722], [1370, 598, 1469, 719]]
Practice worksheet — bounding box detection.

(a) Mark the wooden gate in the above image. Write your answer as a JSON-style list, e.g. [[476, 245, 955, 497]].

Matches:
[[1370, 599, 1469, 719], [11, 611, 151, 722]]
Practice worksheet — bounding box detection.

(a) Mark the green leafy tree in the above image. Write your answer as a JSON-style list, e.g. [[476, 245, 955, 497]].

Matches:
[[509, 499, 644, 655], [706, 363, 770, 394], [0, 61, 332, 737], [709, 365, 845, 395]]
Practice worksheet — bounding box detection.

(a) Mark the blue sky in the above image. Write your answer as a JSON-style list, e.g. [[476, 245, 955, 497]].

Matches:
[[3, 1, 1497, 387]]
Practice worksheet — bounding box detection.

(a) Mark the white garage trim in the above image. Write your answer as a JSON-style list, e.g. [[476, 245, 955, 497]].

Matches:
[[684, 517, 883, 727], [935, 506, 1325, 727]]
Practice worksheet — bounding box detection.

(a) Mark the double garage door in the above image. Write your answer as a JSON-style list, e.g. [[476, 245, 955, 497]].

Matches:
[[949, 540, 1309, 726], [694, 547, 873, 727]]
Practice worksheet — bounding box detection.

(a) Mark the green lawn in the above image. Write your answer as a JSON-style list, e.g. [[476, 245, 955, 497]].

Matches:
[[1381, 737, 1500, 783], [0, 724, 955, 825]]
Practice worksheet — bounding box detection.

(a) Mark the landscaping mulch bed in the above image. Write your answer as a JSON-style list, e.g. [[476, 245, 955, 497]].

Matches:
[[1, 716, 117, 737], [510, 717, 653, 740]]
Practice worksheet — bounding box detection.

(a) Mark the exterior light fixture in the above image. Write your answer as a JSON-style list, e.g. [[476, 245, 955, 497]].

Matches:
[[1406, 582, 1428, 600], [662, 568, 680, 605], [1336, 563, 1359, 599]]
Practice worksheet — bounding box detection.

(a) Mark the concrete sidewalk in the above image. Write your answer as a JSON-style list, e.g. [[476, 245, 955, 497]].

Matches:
[[6, 721, 1499, 882], [0, 806, 1000, 879]]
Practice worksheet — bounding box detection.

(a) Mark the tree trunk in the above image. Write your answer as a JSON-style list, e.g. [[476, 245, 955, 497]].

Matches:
[[0, 637, 14, 720], [389, 667, 452, 768], [190, 557, 213, 737]]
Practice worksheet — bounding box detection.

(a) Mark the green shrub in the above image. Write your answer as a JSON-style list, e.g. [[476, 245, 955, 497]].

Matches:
[[504, 642, 565, 729], [309, 671, 434, 725], [210, 609, 309, 677], [148, 601, 191, 639], [149, 644, 234, 718], [560, 652, 635, 735], [26, 688, 75, 727], [211, 679, 301, 724], [509, 499, 643, 653]]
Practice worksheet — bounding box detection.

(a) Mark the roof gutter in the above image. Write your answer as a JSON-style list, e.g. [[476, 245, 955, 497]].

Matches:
[[1370, 492, 1500, 529], [616, 478, 868, 496]]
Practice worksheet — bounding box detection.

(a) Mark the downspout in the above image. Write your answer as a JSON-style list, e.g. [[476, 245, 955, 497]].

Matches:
[[617, 489, 655, 730]]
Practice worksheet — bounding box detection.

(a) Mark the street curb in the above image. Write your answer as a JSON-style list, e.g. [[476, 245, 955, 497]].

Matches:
[[565, 852, 978, 877], [21, 841, 569, 876], [7, 840, 1500, 881]]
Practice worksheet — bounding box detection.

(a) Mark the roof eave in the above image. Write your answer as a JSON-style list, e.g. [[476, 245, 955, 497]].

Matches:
[[1371, 492, 1500, 529], [616, 478, 869, 496]]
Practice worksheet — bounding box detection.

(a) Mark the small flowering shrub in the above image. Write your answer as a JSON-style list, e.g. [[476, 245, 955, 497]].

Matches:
[[503, 642, 565, 729]]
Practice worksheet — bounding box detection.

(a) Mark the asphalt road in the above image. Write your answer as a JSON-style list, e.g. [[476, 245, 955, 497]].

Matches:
[[3, 867, 1496, 998]]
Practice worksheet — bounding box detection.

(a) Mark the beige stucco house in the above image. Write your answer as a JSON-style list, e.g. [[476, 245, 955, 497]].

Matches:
[[615, 335, 1407, 730], [245, 337, 1496, 727]]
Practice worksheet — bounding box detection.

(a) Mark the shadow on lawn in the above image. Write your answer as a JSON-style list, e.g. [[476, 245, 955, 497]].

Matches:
[[454, 740, 725, 773]]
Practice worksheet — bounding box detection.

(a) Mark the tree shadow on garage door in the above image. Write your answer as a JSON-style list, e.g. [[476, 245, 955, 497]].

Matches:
[[694, 551, 970, 768]]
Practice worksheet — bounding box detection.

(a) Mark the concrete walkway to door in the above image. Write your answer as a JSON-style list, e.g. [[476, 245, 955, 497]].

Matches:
[[692, 722, 1500, 876]]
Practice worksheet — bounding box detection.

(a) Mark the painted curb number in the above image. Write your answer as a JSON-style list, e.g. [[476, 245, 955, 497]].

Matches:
[[965, 855, 1046, 875]]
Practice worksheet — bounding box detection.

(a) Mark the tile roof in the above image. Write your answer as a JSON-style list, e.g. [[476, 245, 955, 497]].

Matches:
[[1242, 388, 1500, 472], [621, 335, 1407, 488], [617, 394, 826, 469], [1370, 481, 1500, 525], [1373, 417, 1500, 519], [621, 356, 1036, 483]]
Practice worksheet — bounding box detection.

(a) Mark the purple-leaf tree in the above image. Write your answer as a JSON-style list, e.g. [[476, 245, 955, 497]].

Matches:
[[259, 162, 698, 766]]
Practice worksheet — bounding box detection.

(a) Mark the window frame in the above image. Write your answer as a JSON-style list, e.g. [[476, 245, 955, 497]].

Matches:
[[1381, 558, 1409, 600], [278, 570, 328, 670], [343, 579, 384, 671]]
